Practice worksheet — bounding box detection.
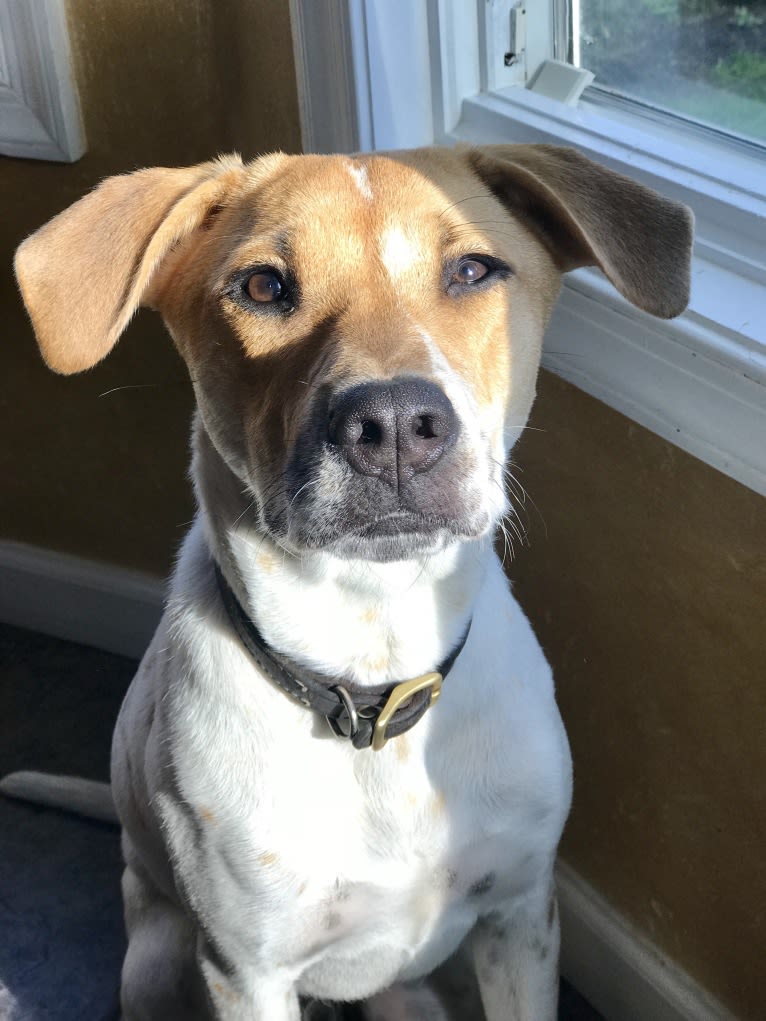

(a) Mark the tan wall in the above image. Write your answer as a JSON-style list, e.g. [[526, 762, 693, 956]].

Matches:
[[510, 371, 766, 1021], [1, 0, 301, 574], [3, 5, 764, 1018]]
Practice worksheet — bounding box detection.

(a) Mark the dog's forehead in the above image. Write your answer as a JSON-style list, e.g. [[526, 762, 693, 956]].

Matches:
[[246, 150, 475, 212], [234, 151, 491, 255]]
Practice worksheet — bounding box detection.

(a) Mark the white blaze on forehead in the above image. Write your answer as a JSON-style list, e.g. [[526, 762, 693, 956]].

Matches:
[[345, 161, 373, 200], [380, 226, 420, 279]]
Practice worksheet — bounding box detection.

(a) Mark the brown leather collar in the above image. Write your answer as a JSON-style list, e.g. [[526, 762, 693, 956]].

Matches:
[[215, 563, 470, 750]]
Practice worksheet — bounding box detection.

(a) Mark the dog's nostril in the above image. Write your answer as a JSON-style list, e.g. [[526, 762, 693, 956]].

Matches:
[[413, 415, 437, 440], [359, 420, 382, 444]]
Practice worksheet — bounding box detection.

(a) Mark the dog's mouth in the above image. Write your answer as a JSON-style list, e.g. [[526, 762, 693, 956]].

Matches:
[[282, 507, 490, 562], [355, 512, 442, 538]]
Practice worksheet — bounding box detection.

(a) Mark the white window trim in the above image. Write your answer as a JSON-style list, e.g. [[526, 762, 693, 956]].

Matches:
[[0, 0, 85, 163], [291, 0, 766, 498]]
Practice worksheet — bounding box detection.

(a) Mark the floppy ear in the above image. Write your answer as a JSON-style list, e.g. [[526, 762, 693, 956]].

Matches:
[[468, 144, 693, 319], [14, 155, 243, 374]]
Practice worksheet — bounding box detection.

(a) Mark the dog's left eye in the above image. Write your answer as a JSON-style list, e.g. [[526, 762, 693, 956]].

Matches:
[[245, 271, 285, 303], [447, 255, 512, 294], [452, 259, 490, 285]]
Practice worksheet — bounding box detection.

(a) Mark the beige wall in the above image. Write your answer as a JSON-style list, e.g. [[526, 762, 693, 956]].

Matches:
[[511, 371, 765, 1020], [1, 0, 300, 574], [2, 5, 764, 1018]]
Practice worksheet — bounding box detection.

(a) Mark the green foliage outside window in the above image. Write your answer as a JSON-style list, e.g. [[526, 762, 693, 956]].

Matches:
[[580, 0, 766, 141]]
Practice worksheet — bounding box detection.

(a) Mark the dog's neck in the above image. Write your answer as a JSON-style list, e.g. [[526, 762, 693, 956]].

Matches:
[[191, 419, 488, 689]]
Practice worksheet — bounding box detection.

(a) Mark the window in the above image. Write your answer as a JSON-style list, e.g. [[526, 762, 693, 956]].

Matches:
[[575, 0, 766, 146], [290, 0, 766, 498]]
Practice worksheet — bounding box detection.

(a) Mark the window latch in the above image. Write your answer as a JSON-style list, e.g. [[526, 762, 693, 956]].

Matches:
[[504, 2, 525, 68]]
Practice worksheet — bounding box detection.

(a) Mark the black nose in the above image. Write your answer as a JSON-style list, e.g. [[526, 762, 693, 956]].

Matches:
[[327, 378, 459, 485]]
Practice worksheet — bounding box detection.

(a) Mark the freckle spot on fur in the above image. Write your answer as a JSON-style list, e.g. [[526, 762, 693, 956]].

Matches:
[[548, 891, 557, 928], [258, 851, 279, 867], [406, 792, 417, 807], [431, 790, 446, 816], [395, 736, 409, 761], [365, 656, 388, 672], [361, 607, 378, 624], [484, 913, 507, 941], [334, 880, 351, 901], [298, 881, 307, 894], [486, 943, 502, 968], [198, 806, 216, 824], [479, 964, 495, 985], [211, 981, 238, 1002], [529, 934, 550, 960], [469, 872, 496, 897], [256, 551, 278, 573]]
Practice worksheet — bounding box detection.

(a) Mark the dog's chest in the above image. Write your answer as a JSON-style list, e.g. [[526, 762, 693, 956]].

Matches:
[[288, 777, 543, 998], [176, 717, 562, 1001]]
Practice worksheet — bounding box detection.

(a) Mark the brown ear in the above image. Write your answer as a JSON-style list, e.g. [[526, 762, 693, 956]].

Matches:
[[468, 144, 693, 319], [14, 155, 243, 374]]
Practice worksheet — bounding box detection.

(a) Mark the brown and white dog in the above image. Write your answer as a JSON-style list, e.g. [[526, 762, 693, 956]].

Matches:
[[5, 145, 692, 1020]]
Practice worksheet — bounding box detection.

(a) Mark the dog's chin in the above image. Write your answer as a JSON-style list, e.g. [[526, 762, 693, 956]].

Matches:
[[286, 513, 491, 563], [328, 528, 453, 563]]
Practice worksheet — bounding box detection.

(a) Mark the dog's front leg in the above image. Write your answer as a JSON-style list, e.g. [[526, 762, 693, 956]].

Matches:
[[120, 863, 300, 1021], [198, 943, 302, 1021], [471, 882, 560, 1021]]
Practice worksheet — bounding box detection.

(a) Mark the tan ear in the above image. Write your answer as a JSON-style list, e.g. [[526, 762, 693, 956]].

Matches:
[[14, 155, 243, 374], [468, 144, 693, 319]]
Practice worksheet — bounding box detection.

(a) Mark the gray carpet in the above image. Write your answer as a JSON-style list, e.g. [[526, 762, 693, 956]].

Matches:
[[0, 622, 602, 1020]]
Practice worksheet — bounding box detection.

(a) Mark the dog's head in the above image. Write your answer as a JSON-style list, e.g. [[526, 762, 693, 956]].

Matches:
[[15, 146, 692, 561]]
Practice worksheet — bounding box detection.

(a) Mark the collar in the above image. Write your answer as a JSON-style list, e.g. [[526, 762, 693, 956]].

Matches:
[[214, 563, 471, 751]]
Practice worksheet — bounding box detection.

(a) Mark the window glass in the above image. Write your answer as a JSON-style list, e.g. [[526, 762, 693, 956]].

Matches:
[[576, 0, 766, 144]]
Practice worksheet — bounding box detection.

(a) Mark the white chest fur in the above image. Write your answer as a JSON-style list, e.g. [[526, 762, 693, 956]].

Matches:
[[130, 523, 572, 1003]]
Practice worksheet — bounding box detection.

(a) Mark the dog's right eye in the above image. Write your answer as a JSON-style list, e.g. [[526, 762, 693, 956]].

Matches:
[[245, 271, 284, 303]]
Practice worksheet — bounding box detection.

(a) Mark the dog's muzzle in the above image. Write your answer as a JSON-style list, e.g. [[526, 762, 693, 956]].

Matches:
[[281, 376, 477, 560]]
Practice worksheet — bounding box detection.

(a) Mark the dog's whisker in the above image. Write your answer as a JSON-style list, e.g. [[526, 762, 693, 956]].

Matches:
[[288, 477, 321, 511], [438, 193, 499, 220], [98, 383, 164, 398]]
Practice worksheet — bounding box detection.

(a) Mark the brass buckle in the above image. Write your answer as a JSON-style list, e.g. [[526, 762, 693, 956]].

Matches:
[[371, 672, 442, 752]]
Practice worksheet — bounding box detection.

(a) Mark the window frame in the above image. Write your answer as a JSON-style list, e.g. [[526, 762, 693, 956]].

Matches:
[[0, 0, 85, 162], [290, 0, 766, 497]]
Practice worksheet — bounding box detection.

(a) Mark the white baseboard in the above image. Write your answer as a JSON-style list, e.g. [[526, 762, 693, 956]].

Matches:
[[557, 861, 739, 1021], [0, 541, 163, 660], [0, 541, 740, 1021]]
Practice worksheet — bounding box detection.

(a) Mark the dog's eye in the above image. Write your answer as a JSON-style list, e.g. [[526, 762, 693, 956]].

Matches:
[[452, 259, 490, 285], [245, 271, 285, 303], [446, 254, 513, 296]]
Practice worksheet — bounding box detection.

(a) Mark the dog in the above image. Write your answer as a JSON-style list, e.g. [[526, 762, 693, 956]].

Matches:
[[4, 144, 692, 1019]]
